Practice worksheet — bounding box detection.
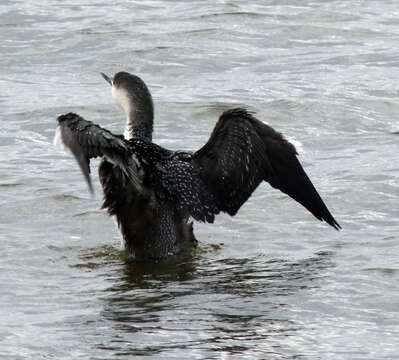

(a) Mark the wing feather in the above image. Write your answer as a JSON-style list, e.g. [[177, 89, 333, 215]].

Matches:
[[55, 112, 142, 193], [192, 108, 341, 229]]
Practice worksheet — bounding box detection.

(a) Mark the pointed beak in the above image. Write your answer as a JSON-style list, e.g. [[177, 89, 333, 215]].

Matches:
[[100, 72, 113, 86]]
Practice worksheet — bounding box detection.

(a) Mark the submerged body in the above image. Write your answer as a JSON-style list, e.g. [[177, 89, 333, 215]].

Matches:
[[98, 138, 199, 259], [56, 72, 340, 260]]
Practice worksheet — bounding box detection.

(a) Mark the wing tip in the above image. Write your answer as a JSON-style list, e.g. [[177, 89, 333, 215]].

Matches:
[[330, 218, 342, 231], [57, 112, 81, 124], [320, 212, 341, 231]]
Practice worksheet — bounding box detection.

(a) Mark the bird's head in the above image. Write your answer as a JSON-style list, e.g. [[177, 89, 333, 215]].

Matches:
[[101, 71, 153, 119], [100, 71, 154, 139]]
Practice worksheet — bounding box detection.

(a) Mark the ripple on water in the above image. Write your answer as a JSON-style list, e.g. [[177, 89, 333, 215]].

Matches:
[[2, 0, 399, 359]]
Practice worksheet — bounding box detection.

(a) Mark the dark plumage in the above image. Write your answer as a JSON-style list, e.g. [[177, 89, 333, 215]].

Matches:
[[55, 71, 340, 260]]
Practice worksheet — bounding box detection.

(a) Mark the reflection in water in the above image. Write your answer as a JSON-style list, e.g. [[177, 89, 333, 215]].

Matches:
[[81, 248, 334, 357]]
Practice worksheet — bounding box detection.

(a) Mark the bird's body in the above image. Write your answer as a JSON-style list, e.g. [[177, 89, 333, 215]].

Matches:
[[56, 71, 340, 260]]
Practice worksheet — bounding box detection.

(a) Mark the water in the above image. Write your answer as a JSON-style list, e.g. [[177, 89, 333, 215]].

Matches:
[[1, 0, 399, 358]]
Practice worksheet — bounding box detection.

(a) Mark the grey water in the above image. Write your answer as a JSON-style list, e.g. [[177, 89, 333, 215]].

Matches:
[[1, 0, 399, 359]]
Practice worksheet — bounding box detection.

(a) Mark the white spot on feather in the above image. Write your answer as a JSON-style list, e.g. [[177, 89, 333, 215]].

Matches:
[[113, 215, 126, 249], [53, 126, 66, 151], [286, 136, 305, 154]]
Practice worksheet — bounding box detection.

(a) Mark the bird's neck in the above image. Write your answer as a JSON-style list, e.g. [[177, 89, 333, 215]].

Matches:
[[112, 85, 154, 141], [124, 109, 153, 141]]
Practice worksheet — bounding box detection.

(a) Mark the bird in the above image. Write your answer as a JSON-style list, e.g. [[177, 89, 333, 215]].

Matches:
[[55, 71, 341, 261]]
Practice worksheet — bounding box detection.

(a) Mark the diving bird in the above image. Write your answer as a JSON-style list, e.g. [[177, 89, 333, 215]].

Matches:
[[55, 71, 340, 260]]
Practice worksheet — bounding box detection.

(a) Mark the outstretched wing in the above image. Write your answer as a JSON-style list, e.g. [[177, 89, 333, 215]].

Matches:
[[55, 112, 141, 193], [191, 108, 341, 230]]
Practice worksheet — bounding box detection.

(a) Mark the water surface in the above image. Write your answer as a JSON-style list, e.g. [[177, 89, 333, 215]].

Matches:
[[1, 1, 399, 359]]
